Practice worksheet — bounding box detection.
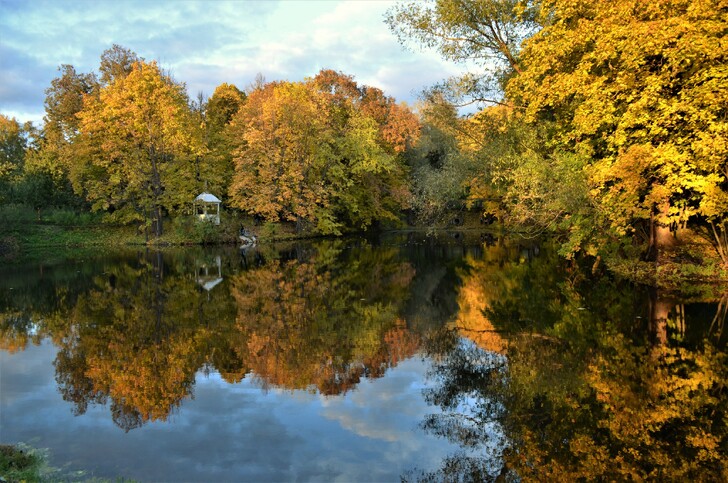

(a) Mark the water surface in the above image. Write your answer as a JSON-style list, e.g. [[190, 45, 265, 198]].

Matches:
[[1, 233, 725, 480]]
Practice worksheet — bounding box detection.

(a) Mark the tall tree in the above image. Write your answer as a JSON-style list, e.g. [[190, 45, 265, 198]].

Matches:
[[0, 115, 26, 201], [206, 83, 247, 134], [76, 60, 202, 236], [386, 0, 538, 105], [99, 44, 141, 86], [198, 83, 247, 197], [44, 64, 98, 144], [508, 0, 728, 263], [228, 73, 418, 234]]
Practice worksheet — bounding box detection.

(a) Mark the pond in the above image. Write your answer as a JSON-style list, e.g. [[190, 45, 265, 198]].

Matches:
[[1, 232, 725, 481]]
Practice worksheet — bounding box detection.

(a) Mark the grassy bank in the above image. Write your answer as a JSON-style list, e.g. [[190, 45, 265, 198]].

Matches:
[[0, 444, 53, 482], [0, 204, 337, 264]]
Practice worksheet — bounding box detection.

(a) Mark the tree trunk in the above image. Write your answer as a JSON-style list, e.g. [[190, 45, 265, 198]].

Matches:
[[645, 201, 676, 262], [648, 288, 673, 349], [153, 205, 163, 237]]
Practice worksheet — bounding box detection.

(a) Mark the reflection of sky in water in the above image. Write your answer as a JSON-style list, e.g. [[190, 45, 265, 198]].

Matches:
[[1, 341, 464, 481]]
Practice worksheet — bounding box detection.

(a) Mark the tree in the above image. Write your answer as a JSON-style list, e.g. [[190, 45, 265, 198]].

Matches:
[[228, 80, 335, 231], [99, 44, 141, 86], [405, 97, 478, 222], [508, 0, 728, 263], [228, 72, 418, 234], [76, 60, 203, 236], [386, 0, 539, 105], [0, 115, 26, 202], [44, 65, 98, 144], [198, 83, 247, 197], [206, 83, 247, 134]]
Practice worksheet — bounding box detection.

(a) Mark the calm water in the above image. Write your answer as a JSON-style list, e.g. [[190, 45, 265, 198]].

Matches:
[[1, 233, 725, 481]]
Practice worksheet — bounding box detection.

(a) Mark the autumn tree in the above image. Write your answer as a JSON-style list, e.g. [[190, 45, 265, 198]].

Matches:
[[507, 0, 728, 263], [227, 81, 333, 231], [197, 83, 247, 197], [311, 70, 419, 229], [22, 64, 99, 208], [206, 83, 247, 134], [228, 72, 419, 234], [98, 44, 141, 86], [75, 60, 203, 236], [386, 0, 538, 105]]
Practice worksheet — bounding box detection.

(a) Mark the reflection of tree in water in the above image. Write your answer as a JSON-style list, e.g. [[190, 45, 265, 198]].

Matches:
[[414, 242, 728, 481], [229, 241, 419, 394], [1, 240, 431, 430], [0, 258, 105, 353], [49, 250, 237, 431]]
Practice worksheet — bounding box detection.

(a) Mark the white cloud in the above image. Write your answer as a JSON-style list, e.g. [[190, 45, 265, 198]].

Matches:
[[0, 0, 472, 124]]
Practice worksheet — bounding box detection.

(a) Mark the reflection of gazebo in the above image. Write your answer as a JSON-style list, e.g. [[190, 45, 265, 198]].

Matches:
[[194, 192, 221, 225], [196, 255, 223, 292]]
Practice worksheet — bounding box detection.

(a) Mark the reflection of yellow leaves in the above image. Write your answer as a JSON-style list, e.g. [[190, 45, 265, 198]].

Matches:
[[228, 247, 418, 394], [0, 318, 30, 354], [453, 265, 506, 354]]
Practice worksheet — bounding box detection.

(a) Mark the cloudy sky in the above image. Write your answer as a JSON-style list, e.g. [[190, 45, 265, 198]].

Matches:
[[1, 0, 466, 125]]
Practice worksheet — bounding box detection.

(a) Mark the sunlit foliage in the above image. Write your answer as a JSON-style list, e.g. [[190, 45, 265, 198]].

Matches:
[[75, 60, 203, 236], [227, 71, 419, 234]]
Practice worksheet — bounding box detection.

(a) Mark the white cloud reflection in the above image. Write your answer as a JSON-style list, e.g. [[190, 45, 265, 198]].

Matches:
[[0, 341, 460, 481]]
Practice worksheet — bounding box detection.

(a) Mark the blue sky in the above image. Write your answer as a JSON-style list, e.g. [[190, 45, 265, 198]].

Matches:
[[0, 0, 466, 124]]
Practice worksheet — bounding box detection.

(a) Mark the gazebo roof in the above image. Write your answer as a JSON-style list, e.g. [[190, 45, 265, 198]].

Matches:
[[195, 192, 221, 203]]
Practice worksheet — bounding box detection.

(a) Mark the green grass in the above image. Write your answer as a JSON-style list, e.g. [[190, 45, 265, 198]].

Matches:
[[0, 443, 49, 482], [604, 232, 728, 298], [0, 443, 138, 482]]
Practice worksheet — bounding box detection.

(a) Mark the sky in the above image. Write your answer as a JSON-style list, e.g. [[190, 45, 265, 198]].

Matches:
[[0, 0, 467, 125]]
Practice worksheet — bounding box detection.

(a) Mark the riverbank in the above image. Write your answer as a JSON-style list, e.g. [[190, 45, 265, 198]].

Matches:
[[3, 214, 727, 293]]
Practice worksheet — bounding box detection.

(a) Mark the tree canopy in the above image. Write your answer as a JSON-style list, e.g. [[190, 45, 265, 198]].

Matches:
[[389, 0, 728, 269], [75, 60, 202, 236], [227, 71, 419, 234]]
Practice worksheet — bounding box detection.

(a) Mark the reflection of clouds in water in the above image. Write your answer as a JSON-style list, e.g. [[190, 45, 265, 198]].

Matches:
[[0, 346, 458, 481], [0, 341, 56, 406], [318, 357, 456, 461], [320, 357, 431, 441]]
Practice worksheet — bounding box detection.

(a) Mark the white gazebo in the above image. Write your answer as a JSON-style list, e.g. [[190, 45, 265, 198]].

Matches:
[[194, 192, 221, 225]]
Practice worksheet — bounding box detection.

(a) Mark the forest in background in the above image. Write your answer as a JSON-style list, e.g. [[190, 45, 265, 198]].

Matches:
[[1, 0, 726, 286]]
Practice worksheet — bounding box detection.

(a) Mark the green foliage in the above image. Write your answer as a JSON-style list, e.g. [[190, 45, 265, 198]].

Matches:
[[0, 443, 54, 482], [0, 203, 36, 225], [386, 0, 538, 103], [405, 98, 477, 222], [168, 215, 240, 245]]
